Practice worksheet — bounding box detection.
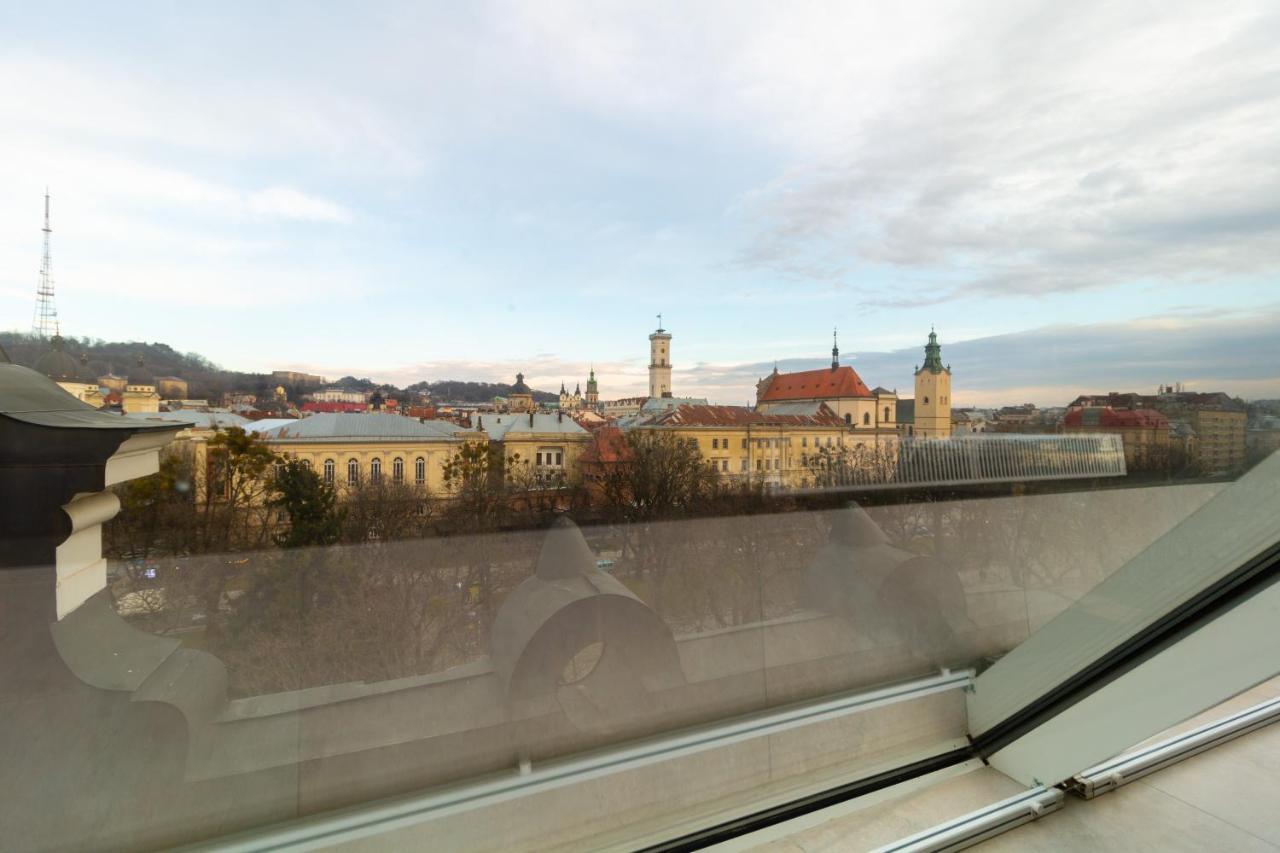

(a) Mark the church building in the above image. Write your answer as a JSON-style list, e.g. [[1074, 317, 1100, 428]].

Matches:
[[755, 330, 898, 431], [507, 373, 535, 413], [559, 381, 583, 412]]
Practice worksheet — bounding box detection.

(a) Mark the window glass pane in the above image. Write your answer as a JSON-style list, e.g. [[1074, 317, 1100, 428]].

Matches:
[[6, 7, 1278, 851]]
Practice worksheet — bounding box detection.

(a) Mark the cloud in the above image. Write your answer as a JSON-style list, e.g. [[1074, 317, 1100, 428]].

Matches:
[[245, 187, 353, 224], [674, 307, 1280, 406], [729, 2, 1280, 300], [0, 53, 426, 175], [272, 355, 644, 399], [206, 304, 1280, 408]]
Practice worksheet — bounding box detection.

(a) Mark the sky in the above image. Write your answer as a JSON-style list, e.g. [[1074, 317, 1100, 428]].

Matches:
[[1, 1, 1278, 406]]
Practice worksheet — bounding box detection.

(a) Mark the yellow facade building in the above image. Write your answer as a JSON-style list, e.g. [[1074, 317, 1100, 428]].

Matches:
[[123, 384, 161, 413], [911, 329, 952, 439], [155, 376, 189, 399], [475, 411, 592, 482], [99, 373, 127, 394], [1184, 408, 1247, 475], [254, 412, 591, 499], [256, 413, 466, 494], [634, 403, 895, 489], [896, 330, 954, 439]]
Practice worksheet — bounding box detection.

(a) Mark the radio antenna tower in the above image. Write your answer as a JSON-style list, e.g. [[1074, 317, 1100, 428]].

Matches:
[[32, 189, 59, 339]]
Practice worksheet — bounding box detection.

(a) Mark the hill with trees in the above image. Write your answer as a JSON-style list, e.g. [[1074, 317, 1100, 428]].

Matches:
[[0, 332, 557, 403]]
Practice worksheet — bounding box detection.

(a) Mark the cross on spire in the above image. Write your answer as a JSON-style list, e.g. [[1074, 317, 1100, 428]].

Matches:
[[831, 326, 840, 369]]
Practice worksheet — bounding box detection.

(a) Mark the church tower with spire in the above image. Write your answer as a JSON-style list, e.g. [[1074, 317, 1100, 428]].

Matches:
[[649, 315, 673, 399], [585, 366, 599, 410], [913, 328, 952, 439]]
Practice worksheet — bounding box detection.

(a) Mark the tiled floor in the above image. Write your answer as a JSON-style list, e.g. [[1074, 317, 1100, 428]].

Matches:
[[981, 677, 1280, 852], [741, 765, 1026, 852], [980, 716, 1280, 851], [752, 677, 1280, 851]]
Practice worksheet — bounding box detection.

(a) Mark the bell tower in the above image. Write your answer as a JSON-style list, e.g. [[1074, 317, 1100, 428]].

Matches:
[[913, 328, 952, 439], [585, 366, 599, 409], [649, 315, 672, 399]]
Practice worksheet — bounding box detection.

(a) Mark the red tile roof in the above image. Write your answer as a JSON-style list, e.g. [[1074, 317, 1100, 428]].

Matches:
[[758, 366, 873, 402], [301, 401, 367, 413], [579, 426, 632, 465], [648, 404, 845, 428], [1064, 407, 1170, 429]]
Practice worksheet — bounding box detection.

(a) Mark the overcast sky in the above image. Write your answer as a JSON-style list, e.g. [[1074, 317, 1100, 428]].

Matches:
[[2, 1, 1277, 404]]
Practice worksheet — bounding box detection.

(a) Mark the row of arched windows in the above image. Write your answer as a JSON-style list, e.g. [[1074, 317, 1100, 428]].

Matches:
[[320, 456, 428, 486], [842, 407, 894, 426]]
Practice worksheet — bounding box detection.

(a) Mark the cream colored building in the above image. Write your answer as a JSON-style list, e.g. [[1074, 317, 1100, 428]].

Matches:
[[98, 373, 127, 394], [896, 330, 954, 439], [912, 329, 952, 439], [311, 388, 368, 404], [476, 411, 592, 482], [271, 369, 326, 386], [649, 319, 673, 399], [155, 376, 189, 399], [124, 383, 161, 413], [254, 412, 590, 497], [125, 411, 254, 502], [558, 381, 584, 412], [56, 380, 103, 405], [603, 396, 648, 418], [633, 403, 896, 490], [255, 413, 466, 494], [1184, 408, 1247, 474]]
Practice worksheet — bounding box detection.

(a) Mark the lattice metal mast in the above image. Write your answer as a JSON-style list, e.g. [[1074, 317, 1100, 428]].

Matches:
[[32, 189, 58, 338]]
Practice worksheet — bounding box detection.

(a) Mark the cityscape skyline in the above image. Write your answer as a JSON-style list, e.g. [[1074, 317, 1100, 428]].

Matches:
[[3, 2, 1278, 405]]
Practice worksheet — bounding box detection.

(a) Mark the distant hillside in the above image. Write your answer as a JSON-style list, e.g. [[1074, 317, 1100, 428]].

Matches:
[[0, 332, 271, 400], [1, 332, 556, 403], [406, 379, 557, 405]]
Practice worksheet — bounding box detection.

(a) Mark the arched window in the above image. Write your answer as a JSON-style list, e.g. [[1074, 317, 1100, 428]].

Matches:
[[923, 396, 930, 405], [323, 459, 335, 484], [844, 413, 852, 425], [392, 457, 404, 482], [302, 458, 313, 470], [884, 406, 891, 422], [347, 458, 360, 485], [370, 458, 382, 484], [863, 412, 871, 426], [415, 456, 426, 485]]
